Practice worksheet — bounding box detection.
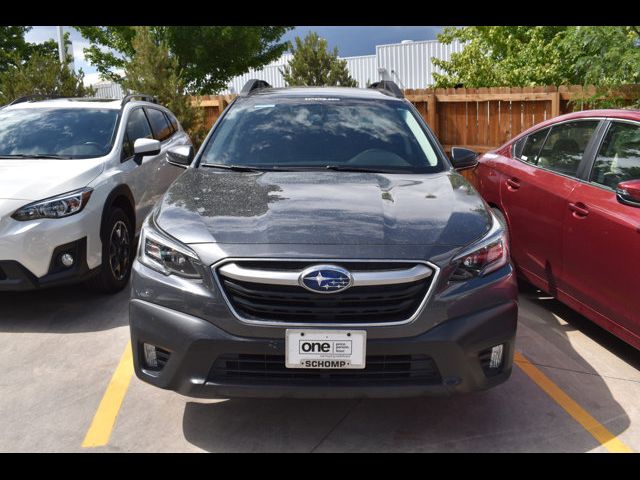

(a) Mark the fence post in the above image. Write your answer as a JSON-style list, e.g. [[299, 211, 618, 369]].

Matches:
[[427, 94, 437, 137], [551, 91, 560, 118], [218, 95, 226, 115]]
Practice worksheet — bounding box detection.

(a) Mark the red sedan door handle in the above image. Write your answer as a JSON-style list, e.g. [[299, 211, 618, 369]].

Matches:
[[506, 178, 521, 190], [569, 202, 589, 218]]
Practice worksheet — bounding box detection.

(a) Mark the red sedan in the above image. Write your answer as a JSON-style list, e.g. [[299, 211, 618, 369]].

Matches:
[[471, 109, 640, 350]]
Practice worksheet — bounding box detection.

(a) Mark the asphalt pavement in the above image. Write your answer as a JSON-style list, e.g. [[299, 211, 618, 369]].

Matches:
[[0, 281, 638, 452]]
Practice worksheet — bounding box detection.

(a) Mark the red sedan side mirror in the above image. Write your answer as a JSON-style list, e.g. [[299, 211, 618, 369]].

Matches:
[[616, 179, 640, 207]]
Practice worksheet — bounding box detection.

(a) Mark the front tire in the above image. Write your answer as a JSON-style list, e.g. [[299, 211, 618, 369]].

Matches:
[[86, 208, 134, 293]]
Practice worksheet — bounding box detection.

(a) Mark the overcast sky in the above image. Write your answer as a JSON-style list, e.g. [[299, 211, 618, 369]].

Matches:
[[25, 26, 445, 85]]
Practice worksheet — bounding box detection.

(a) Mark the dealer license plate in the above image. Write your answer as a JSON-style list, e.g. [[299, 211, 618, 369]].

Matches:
[[285, 329, 366, 369]]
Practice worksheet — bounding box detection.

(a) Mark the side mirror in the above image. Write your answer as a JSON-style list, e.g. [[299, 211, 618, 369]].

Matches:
[[134, 138, 161, 157], [167, 145, 194, 168], [450, 147, 478, 170], [616, 179, 640, 207]]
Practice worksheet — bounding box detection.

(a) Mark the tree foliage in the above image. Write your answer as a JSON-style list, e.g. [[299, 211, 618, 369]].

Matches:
[[432, 26, 570, 88], [120, 27, 207, 147], [280, 32, 357, 87], [0, 52, 92, 104], [561, 26, 640, 87], [432, 26, 640, 91], [0, 26, 60, 74], [76, 26, 292, 94], [0, 26, 88, 104]]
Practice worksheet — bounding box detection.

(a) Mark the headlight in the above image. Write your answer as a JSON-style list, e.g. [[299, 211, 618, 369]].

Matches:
[[450, 213, 509, 280], [12, 188, 93, 221], [139, 216, 202, 279]]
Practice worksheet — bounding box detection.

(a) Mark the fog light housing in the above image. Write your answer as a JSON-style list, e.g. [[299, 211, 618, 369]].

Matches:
[[60, 253, 74, 268], [489, 344, 504, 369], [142, 343, 171, 371], [479, 343, 505, 377], [143, 343, 158, 368]]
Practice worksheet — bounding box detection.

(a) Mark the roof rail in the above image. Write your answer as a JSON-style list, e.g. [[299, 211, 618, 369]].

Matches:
[[240, 79, 272, 96], [121, 93, 157, 107], [6, 94, 64, 106], [368, 81, 404, 99]]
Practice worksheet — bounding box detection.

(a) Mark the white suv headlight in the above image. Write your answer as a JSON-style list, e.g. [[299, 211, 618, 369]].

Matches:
[[12, 188, 93, 221], [450, 212, 509, 280], [139, 216, 202, 279]]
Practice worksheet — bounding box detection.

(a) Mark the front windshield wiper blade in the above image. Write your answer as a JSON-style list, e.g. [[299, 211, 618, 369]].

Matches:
[[324, 165, 395, 173], [201, 163, 293, 172], [0, 154, 73, 159]]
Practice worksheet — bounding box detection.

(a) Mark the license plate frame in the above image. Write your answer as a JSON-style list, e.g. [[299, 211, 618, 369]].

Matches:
[[285, 329, 367, 369]]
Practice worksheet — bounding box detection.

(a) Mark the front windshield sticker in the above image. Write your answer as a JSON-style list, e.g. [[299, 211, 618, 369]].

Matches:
[[303, 97, 340, 101], [254, 104, 276, 109]]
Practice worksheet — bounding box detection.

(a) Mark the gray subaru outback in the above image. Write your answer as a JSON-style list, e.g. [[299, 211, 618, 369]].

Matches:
[[129, 80, 518, 398]]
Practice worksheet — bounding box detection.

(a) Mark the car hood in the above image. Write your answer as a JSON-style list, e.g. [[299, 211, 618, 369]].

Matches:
[[155, 169, 492, 246], [0, 158, 105, 201]]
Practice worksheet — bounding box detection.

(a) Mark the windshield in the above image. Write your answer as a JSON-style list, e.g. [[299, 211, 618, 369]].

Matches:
[[199, 97, 443, 173], [0, 107, 119, 159]]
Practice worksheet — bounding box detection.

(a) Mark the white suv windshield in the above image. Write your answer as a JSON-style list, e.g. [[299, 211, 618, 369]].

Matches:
[[200, 97, 443, 173], [0, 107, 119, 159]]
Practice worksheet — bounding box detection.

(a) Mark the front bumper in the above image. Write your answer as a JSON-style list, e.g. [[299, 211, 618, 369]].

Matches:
[[129, 298, 518, 398], [0, 196, 103, 288], [0, 237, 96, 291]]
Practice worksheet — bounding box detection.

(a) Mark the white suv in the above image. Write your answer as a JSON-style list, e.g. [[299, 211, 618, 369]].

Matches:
[[0, 94, 193, 293]]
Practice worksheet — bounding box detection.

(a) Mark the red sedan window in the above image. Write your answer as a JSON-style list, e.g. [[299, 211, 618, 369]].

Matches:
[[536, 121, 598, 177], [514, 128, 549, 164], [590, 122, 640, 189]]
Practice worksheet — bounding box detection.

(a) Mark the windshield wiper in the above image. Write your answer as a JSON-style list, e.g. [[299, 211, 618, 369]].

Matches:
[[0, 153, 73, 159], [201, 163, 292, 172], [324, 165, 394, 173]]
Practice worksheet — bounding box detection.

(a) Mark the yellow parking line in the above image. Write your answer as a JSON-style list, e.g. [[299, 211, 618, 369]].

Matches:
[[514, 351, 633, 453], [82, 341, 134, 448]]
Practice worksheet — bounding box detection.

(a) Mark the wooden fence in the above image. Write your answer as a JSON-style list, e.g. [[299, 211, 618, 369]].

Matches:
[[191, 85, 639, 153]]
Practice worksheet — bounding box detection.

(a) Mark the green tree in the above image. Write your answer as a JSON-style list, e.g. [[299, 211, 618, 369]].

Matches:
[[280, 32, 357, 87], [0, 52, 92, 104], [432, 26, 570, 88], [560, 26, 640, 87], [76, 26, 292, 94], [0, 26, 63, 74], [120, 27, 206, 147], [432, 26, 640, 91]]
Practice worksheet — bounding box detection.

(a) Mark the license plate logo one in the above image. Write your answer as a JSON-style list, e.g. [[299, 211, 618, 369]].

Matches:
[[299, 339, 352, 355]]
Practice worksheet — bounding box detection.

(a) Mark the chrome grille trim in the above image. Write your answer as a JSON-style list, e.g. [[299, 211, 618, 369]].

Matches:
[[211, 258, 441, 327], [218, 262, 433, 287]]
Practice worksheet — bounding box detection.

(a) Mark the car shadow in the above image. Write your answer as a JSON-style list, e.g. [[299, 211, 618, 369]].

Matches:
[[180, 282, 635, 452], [518, 280, 640, 371], [0, 283, 130, 333]]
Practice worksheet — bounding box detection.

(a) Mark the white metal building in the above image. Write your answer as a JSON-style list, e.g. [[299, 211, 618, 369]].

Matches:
[[222, 38, 464, 93], [374, 39, 463, 90], [91, 81, 125, 99]]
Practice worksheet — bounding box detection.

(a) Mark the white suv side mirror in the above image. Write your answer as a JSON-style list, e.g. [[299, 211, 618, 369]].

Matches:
[[134, 138, 161, 156]]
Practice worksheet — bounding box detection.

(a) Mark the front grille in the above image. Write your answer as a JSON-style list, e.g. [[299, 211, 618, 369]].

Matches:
[[209, 354, 442, 386], [216, 260, 434, 324]]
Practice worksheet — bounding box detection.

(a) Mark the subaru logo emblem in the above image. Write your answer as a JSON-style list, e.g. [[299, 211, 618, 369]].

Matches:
[[299, 265, 353, 294]]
